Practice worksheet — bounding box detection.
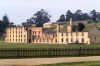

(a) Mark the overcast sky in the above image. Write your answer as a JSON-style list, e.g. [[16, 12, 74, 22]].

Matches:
[[0, 0, 100, 24]]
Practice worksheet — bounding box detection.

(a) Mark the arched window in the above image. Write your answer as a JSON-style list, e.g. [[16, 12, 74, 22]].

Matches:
[[55, 39, 57, 43], [71, 38, 73, 42], [66, 38, 68, 42], [76, 38, 79, 43], [62, 38, 63, 42], [82, 38, 84, 43], [62, 33, 63, 36]]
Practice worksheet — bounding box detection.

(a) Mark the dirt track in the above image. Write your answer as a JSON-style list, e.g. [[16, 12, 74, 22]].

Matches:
[[0, 56, 100, 66]]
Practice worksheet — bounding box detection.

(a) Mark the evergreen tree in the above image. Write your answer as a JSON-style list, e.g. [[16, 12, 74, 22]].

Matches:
[[2, 14, 10, 27], [66, 10, 73, 21], [74, 10, 83, 20], [1, 14, 10, 33], [90, 10, 97, 21], [82, 13, 90, 20], [57, 14, 66, 22]]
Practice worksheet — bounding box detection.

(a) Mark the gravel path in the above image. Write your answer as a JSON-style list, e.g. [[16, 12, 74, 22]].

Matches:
[[0, 56, 100, 66]]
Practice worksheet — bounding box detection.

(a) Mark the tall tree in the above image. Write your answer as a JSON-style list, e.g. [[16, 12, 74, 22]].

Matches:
[[0, 20, 4, 33], [23, 9, 51, 27], [78, 23, 85, 31], [90, 10, 97, 21], [96, 12, 100, 21], [74, 10, 83, 20], [1, 14, 10, 33], [82, 13, 90, 20], [66, 10, 73, 21], [2, 14, 10, 28], [57, 14, 66, 22], [72, 23, 85, 31], [34, 9, 51, 27]]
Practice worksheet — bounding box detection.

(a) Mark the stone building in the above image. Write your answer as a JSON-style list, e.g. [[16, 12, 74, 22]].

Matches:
[[5, 26, 27, 43], [56, 18, 90, 44], [88, 24, 100, 44], [5, 18, 100, 44]]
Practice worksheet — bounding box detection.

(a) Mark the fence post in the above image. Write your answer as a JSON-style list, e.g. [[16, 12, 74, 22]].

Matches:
[[17, 48, 19, 59], [79, 47, 81, 56]]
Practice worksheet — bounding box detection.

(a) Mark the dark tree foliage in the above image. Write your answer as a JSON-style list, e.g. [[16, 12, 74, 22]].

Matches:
[[0, 15, 10, 33], [96, 12, 100, 21], [34, 9, 51, 27], [57, 14, 66, 22], [90, 10, 97, 21], [22, 18, 35, 26], [22, 9, 51, 27], [2, 15, 10, 28], [0, 20, 4, 33], [8, 22, 16, 27], [82, 13, 90, 20], [72, 23, 85, 31], [78, 23, 85, 31], [73, 10, 83, 21], [72, 25, 79, 31], [0, 14, 15, 35], [66, 10, 73, 21], [57, 9, 100, 22]]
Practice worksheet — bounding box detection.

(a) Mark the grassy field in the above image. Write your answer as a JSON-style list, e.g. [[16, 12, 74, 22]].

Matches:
[[38, 61, 100, 66], [0, 41, 100, 49], [0, 41, 100, 58]]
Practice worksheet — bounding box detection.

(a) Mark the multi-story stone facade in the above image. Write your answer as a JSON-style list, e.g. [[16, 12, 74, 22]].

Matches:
[[5, 26, 27, 43], [5, 18, 100, 44]]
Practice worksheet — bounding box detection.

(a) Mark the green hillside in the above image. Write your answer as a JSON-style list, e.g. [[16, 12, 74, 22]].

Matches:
[[56, 22, 100, 32], [83, 22, 100, 31]]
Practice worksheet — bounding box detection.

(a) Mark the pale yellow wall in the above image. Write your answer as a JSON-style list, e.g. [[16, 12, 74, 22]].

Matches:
[[32, 32, 57, 44], [30, 27, 57, 44], [57, 32, 90, 44], [5, 27, 27, 43], [5, 23, 100, 44]]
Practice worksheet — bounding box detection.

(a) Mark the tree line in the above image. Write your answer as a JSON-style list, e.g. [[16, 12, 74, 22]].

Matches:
[[57, 10, 100, 22], [0, 9, 100, 35], [23, 9, 100, 27], [0, 15, 15, 35]]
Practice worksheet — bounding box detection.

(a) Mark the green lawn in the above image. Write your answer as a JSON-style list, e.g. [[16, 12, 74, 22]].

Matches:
[[0, 41, 100, 49], [0, 41, 100, 59], [38, 61, 100, 66]]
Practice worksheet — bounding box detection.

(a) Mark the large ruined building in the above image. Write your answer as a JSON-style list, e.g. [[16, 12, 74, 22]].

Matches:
[[5, 18, 100, 44]]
